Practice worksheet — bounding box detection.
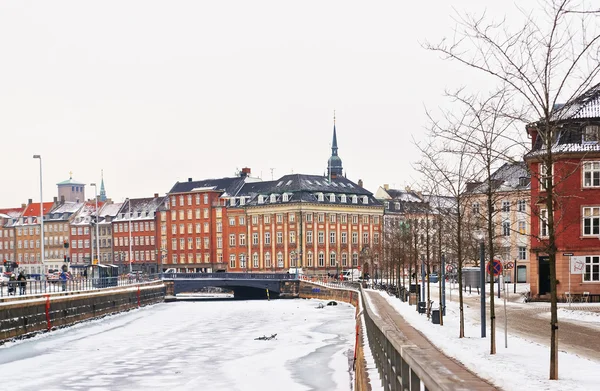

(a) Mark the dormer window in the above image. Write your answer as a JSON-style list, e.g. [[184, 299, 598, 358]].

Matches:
[[258, 195, 265, 204], [395, 202, 400, 210], [317, 193, 324, 202], [270, 194, 277, 203], [240, 197, 246, 206], [583, 125, 600, 143], [362, 196, 369, 204], [230, 198, 236, 206], [282, 193, 289, 202], [384, 201, 389, 209], [341, 194, 347, 203], [352, 195, 358, 204], [329, 194, 336, 202]]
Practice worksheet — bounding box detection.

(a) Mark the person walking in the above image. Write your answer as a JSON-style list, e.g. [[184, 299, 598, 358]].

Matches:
[[8, 273, 17, 296], [59, 270, 69, 292], [17, 271, 27, 295]]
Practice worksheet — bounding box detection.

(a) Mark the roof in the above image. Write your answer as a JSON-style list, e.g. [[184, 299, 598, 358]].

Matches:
[[98, 202, 122, 218], [114, 196, 166, 222], [71, 201, 104, 225], [0, 207, 24, 219], [57, 177, 86, 186], [467, 162, 530, 194], [551, 83, 600, 121], [236, 174, 380, 207], [22, 202, 54, 217], [168, 176, 247, 196], [46, 202, 85, 221]]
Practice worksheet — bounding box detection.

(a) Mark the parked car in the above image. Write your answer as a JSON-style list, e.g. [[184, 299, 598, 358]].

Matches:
[[1, 272, 12, 282], [428, 273, 439, 283]]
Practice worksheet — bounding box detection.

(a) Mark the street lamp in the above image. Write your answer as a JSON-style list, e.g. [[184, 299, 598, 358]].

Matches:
[[476, 232, 486, 338], [33, 154, 45, 280], [90, 183, 100, 265]]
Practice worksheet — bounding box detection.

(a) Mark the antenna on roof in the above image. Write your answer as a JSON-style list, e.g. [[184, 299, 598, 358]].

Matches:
[[270, 168, 275, 180]]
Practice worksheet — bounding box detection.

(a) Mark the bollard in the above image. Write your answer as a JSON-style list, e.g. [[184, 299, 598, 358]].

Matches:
[[45, 294, 52, 330], [266, 288, 270, 301]]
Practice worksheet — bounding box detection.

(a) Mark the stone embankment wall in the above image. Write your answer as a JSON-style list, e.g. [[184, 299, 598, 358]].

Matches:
[[298, 281, 370, 391], [0, 282, 165, 342]]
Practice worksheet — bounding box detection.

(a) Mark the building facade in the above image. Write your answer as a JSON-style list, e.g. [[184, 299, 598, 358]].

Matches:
[[526, 83, 600, 297]]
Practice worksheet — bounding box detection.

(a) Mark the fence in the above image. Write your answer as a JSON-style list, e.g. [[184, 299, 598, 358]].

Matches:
[[1, 274, 160, 298]]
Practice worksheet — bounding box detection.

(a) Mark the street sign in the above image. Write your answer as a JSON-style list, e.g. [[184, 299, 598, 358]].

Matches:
[[563, 253, 574, 256], [504, 262, 514, 270], [487, 260, 503, 276], [446, 264, 454, 273], [570, 256, 585, 275]]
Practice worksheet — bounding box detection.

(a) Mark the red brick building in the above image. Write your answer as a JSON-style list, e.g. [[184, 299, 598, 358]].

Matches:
[[527, 83, 600, 298]]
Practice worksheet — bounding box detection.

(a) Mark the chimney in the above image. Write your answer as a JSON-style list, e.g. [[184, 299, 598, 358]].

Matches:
[[61, 195, 65, 203], [21, 203, 26, 208], [154, 193, 159, 198], [28, 198, 33, 204], [383, 184, 389, 190], [188, 178, 193, 182], [241, 167, 251, 177], [405, 186, 411, 192], [358, 179, 364, 188], [53, 196, 58, 203]]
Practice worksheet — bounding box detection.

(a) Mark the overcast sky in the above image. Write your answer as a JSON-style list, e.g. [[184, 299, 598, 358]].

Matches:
[[1, 0, 522, 207]]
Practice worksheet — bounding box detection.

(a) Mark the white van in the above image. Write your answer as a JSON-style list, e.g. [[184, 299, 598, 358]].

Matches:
[[288, 268, 304, 275], [164, 268, 177, 273], [341, 269, 361, 281]]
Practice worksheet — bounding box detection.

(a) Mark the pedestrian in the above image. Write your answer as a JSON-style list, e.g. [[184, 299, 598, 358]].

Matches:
[[8, 273, 17, 295], [17, 271, 27, 295], [59, 270, 69, 292]]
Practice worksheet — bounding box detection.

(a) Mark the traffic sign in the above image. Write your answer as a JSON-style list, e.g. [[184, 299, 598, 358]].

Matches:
[[446, 264, 455, 273], [563, 253, 574, 256], [504, 262, 514, 270], [487, 260, 503, 276]]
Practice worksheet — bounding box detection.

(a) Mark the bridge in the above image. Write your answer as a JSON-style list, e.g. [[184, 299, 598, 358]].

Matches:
[[161, 272, 299, 299]]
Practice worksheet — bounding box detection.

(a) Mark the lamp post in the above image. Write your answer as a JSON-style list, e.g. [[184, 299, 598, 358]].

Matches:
[[441, 252, 446, 316], [33, 155, 45, 280], [291, 250, 297, 277], [90, 183, 100, 265], [477, 233, 486, 338]]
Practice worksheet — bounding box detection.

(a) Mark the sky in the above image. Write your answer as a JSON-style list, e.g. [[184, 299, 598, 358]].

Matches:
[[0, 0, 526, 207]]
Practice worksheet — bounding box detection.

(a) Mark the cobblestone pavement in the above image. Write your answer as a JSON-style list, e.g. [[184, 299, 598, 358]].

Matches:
[[449, 290, 600, 362]]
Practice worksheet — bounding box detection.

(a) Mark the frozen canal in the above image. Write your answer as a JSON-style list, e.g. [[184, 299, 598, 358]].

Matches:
[[0, 298, 356, 391]]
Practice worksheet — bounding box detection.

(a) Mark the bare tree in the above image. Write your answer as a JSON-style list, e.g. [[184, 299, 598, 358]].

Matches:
[[425, 0, 600, 378]]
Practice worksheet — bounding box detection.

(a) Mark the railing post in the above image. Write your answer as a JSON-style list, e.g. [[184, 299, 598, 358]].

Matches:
[[410, 368, 420, 391]]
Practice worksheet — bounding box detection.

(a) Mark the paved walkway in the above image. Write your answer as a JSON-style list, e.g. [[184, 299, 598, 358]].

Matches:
[[364, 290, 500, 390]]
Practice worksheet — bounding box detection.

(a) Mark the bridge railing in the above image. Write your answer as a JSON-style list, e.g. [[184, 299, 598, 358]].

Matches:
[[160, 272, 296, 280], [0, 274, 161, 298], [361, 288, 459, 391]]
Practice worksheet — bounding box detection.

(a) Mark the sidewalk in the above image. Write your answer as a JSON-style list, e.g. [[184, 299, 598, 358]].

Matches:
[[364, 290, 500, 390]]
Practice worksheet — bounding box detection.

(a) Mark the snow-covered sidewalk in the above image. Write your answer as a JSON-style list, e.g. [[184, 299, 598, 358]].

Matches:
[[375, 289, 600, 391]]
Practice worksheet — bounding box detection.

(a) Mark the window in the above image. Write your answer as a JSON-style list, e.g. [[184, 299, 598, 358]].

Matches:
[[318, 231, 324, 244], [264, 252, 271, 268], [374, 216, 379, 225], [517, 200, 526, 213], [239, 216, 245, 225], [252, 215, 258, 225], [518, 221, 526, 235], [290, 253, 296, 267], [253, 253, 259, 268], [239, 234, 246, 246], [362, 215, 369, 224], [352, 253, 358, 266], [187, 224, 193, 234], [240, 254, 246, 269], [229, 234, 236, 247], [307, 252, 313, 267], [330, 214, 336, 223], [216, 223, 222, 233], [318, 252, 325, 267], [195, 223, 201, 233], [276, 214, 283, 224], [230, 254, 236, 268], [583, 125, 600, 143], [179, 210, 184, 220], [472, 203, 480, 215], [252, 233, 259, 245], [362, 232, 369, 244], [341, 214, 347, 224], [306, 231, 313, 244], [584, 256, 600, 282], [196, 238, 202, 249], [289, 231, 296, 244], [583, 206, 600, 236], [217, 237, 222, 249], [352, 232, 358, 244], [341, 253, 348, 267], [203, 208, 209, 218], [352, 215, 358, 224], [502, 221, 510, 236], [203, 194, 208, 204], [277, 252, 283, 268], [188, 238, 193, 250], [318, 213, 324, 223], [502, 201, 510, 213], [276, 232, 283, 244], [264, 215, 271, 224], [329, 232, 336, 244], [329, 252, 336, 267], [171, 238, 177, 250], [229, 217, 235, 226], [195, 194, 200, 205], [583, 161, 600, 188], [288, 213, 295, 223], [305, 214, 313, 223], [540, 163, 553, 190], [265, 232, 271, 245], [187, 210, 192, 220], [518, 246, 527, 260], [341, 232, 347, 244], [540, 209, 549, 237], [374, 233, 380, 244]]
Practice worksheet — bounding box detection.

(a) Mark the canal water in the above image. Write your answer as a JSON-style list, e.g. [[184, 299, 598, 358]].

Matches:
[[0, 298, 356, 391]]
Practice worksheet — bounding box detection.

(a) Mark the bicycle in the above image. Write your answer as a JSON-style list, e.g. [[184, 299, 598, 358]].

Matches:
[[521, 290, 532, 303]]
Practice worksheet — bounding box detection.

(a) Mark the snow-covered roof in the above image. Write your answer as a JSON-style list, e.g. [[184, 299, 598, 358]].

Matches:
[[114, 196, 165, 222], [551, 83, 600, 121]]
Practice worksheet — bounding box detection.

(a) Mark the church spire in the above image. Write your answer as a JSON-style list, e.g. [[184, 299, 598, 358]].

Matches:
[[99, 169, 107, 202], [327, 111, 343, 180]]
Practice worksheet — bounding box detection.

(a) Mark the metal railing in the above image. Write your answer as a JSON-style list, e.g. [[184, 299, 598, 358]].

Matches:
[[0, 274, 160, 298], [160, 272, 297, 280]]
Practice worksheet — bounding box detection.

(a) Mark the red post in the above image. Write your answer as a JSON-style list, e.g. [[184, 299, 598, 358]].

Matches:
[[45, 294, 51, 331]]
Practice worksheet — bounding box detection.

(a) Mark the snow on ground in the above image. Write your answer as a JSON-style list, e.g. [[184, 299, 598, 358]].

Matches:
[[376, 290, 600, 391], [538, 308, 600, 325], [0, 299, 356, 391]]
